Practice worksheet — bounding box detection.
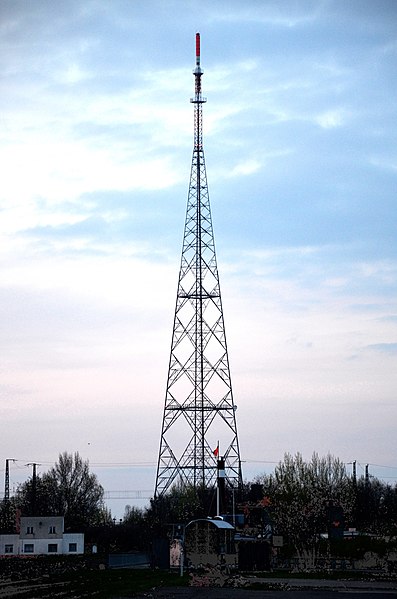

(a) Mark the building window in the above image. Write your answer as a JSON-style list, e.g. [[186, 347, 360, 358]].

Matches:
[[48, 543, 58, 553], [5, 544, 13, 554], [26, 526, 34, 534], [24, 543, 34, 553], [49, 525, 56, 534], [68, 543, 77, 553]]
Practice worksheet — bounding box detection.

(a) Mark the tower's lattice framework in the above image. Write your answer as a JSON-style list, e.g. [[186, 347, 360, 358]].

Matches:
[[155, 34, 242, 498]]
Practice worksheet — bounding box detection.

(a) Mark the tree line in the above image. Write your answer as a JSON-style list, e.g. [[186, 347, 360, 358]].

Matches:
[[0, 452, 111, 532], [1, 451, 396, 557], [253, 452, 397, 565]]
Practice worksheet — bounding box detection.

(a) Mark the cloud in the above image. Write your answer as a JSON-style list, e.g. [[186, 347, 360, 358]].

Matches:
[[1, 0, 397, 514], [366, 343, 397, 355], [229, 158, 262, 177], [314, 108, 347, 129], [369, 156, 397, 172], [210, 0, 326, 28], [378, 315, 397, 323]]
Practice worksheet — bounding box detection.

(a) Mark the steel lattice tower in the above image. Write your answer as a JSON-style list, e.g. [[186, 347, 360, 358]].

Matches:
[[155, 34, 242, 499]]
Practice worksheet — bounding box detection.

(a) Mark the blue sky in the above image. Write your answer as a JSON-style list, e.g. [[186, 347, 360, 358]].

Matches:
[[1, 0, 397, 517]]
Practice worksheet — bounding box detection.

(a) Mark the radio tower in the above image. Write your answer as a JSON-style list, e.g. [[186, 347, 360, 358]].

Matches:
[[155, 34, 242, 501]]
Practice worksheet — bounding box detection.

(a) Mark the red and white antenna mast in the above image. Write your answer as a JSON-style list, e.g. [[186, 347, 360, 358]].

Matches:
[[193, 32, 205, 102], [196, 31, 200, 67]]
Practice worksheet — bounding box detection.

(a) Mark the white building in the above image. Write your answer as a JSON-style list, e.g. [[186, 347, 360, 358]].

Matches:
[[0, 516, 84, 556]]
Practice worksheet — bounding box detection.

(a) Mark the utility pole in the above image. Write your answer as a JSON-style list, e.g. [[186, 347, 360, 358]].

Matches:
[[155, 34, 242, 503], [352, 460, 357, 485], [2, 459, 16, 533], [4, 459, 16, 502], [351, 460, 357, 527], [26, 463, 40, 516]]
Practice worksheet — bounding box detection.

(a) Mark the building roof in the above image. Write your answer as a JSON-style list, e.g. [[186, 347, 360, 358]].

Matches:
[[187, 518, 234, 530]]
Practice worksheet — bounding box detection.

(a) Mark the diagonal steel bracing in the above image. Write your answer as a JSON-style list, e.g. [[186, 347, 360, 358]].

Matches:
[[155, 34, 242, 500]]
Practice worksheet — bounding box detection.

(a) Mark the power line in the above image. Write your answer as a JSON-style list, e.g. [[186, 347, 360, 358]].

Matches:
[[90, 462, 156, 468], [0, 460, 157, 469], [366, 462, 397, 470], [104, 490, 153, 499], [2, 458, 397, 475], [242, 460, 279, 464]]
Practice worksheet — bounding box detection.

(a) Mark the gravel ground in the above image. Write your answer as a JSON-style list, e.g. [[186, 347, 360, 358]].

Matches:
[[132, 577, 397, 599], [132, 588, 397, 599]]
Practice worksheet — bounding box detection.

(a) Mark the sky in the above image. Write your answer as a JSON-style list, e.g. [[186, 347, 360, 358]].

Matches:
[[1, 0, 397, 519]]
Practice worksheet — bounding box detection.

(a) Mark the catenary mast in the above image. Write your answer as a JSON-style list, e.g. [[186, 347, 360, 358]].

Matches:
[[155, 34, 242, 501]]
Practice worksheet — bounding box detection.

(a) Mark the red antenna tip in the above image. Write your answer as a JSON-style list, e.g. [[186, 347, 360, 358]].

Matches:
[[196, 32, 200, 59]]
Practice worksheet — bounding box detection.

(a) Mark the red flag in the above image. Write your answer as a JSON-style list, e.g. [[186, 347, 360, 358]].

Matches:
[[213, 446, 219, 457]]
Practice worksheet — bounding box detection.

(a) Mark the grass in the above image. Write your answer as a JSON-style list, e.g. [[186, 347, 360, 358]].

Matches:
[[1, 569, 189, 598], [61, 569, 189, 598], [1, 557, 395, 598]]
